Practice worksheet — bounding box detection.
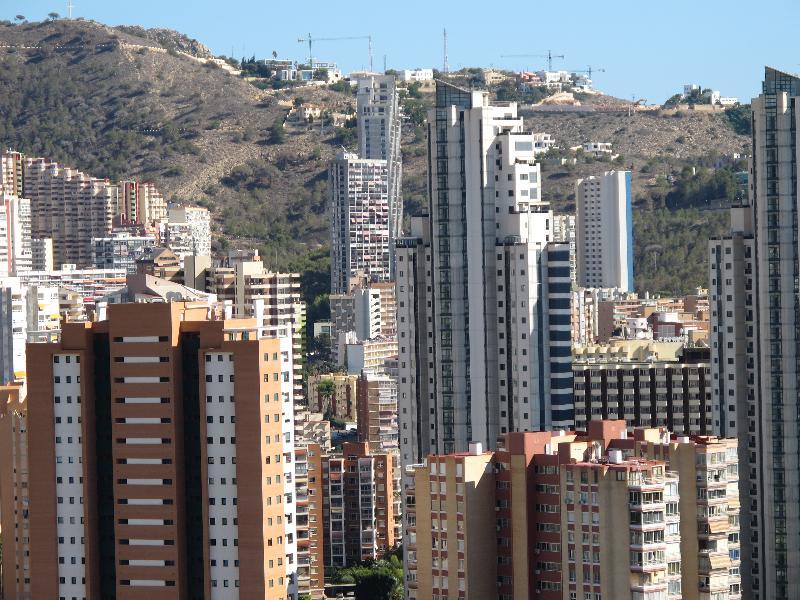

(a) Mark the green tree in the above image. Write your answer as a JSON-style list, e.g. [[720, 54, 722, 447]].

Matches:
[[402, 99, 426, 126], [332, 126, 358, 149], [662, 93, 682, 108], [317, 379, 336, 414], [354, 571, 399, 600], [407, 81, 422, 99], [48, 12, 60, 20], [723, 104, 752, 136], [270, 119, 285, 144]]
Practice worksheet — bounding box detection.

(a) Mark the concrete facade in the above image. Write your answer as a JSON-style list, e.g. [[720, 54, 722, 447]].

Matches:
[[329, 153, 391, 294], [1, 302, 299, 598], [576, 171, 634, 291], [395, 82, 573, 467], [404, 422, 741, 600], [707, 67, 800, 600]]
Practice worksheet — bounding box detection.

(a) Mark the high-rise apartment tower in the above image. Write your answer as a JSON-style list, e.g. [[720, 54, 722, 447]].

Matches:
[[395, 82, 572, 464], [709, 67, 800, 599]]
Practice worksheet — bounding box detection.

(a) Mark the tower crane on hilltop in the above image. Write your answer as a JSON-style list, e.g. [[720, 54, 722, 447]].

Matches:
[[297, 33, 374, 73], [569, 65, 606, 80], [500, 50, 565, 71]]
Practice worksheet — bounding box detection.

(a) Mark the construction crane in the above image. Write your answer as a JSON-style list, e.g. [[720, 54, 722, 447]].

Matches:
[[569, 65, 606, 79], [500, 50, 564, 71], [297, 33, 373, 73]]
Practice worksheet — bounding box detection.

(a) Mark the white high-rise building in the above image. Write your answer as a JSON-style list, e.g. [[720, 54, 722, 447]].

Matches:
[[709, 67, 800, 600], [329, 152, 391, 294], [162, 205, 212, 259], [0, 194, 31, 275], [575, 170, 634, 291], [357, 74, 402, 271], [395, 82, 573, 464]]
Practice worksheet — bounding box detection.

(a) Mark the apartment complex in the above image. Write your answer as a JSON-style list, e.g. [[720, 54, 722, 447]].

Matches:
[[293, 445, 325, 599], [220, 260, 306, 404], [161, 206, 212, 259], [21, 155, 116, 267], [343, 335, 398, 375], [0, 281, 28, 382], [0, 277, 64, 384], [404, 421, 741, 600], [597, 290, 709, 342], [92, 232, 158, 273], [0, 193, 31, 275], [396, 82, 572, 465], [329, 152, 391, 294], [330, 280, 396, 364], [357, 371, 399, 452], [356, 75, 402, 275], [136, 247, 184, 283], [291, 441, 401, 598], [575, 171, 634, 291], [18, 264, 126, 309], [32, 237, 55, 271], [117, 180, 167, 228], [319, 442, 400, 568], [0, 382, 30, 598], [573, 339, 712, 434], [0, 152, 179, 271], [0, 301, 299, 598], [708, 67, 798, 599]]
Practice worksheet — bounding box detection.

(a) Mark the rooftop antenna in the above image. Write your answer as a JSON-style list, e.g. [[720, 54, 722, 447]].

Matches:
[[443, 28, 449, 75], [67, 0, 74, 18]]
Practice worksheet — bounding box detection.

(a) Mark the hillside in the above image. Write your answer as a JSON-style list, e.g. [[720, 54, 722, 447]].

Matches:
[[0, 18, 750, 297], [0, 18, 350, 270]]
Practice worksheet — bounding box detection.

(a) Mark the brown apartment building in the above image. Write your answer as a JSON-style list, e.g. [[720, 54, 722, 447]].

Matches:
[[322, 442, 400, 569], [356, 371, 399, 452], [405, 421, 741, 600], [290, 441, 401, 599], [0, 301, 300, 599]]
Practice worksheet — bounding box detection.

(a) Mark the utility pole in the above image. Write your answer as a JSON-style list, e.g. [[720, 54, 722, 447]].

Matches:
[[443, 28, 449, 75]]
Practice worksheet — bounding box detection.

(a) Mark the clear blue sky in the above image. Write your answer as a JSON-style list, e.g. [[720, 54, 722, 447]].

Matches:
[[7, 0, 798, 103]]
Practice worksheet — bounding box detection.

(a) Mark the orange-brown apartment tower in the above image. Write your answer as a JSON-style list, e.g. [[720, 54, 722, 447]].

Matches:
[[1, 302, 300, 599]]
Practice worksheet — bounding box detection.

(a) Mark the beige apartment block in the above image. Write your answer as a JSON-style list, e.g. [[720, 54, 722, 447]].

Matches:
[[404, 421, 740, 600]]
